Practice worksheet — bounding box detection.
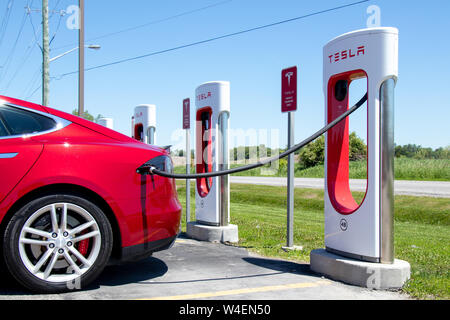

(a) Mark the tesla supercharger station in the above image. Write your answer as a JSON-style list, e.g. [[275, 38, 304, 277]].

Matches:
[[98, 117, 114, 129], [195, 81, 230, 226], [311, 27, 409, 290], [186, 81, 238, 243], [133, 104, 156, 144], [323, 27, 398, 264]]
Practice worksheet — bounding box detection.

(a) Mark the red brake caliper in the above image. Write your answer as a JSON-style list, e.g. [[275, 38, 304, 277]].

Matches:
[[77, 230, 90, 256]]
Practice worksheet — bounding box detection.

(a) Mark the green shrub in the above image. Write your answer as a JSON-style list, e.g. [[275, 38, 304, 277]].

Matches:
[[298, 132, 366, 169]]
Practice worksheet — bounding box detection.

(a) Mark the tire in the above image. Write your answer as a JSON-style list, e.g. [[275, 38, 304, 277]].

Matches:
[[2, 194, 113, 293]]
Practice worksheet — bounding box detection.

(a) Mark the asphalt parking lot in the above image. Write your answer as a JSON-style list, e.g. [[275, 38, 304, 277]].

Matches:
[[0, 234, 409, 300]]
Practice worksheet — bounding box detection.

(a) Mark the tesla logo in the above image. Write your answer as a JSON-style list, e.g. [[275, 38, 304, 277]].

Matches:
[[340, 219, 348, 231], [285, 71, 294, 86], [197, 92, 212, 101], [328, 46, 365, 63]]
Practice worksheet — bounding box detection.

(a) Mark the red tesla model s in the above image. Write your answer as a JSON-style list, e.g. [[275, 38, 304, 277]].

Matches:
[[0, 95, 182, 293]]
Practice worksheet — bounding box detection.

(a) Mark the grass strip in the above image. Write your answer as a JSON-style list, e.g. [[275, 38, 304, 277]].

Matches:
[[176, 181, 450, 300]]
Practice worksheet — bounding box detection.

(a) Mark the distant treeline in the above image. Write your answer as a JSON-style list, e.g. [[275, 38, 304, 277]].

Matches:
[[227, 133, 367, 170], [394, 144, 449, 160], [226, 136, 449, 170], [174, 136, 449, 170], [226, 142, 449, 161]]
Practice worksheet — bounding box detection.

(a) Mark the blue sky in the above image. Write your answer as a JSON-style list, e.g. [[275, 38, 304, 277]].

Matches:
[[0, 0, 449, 150]]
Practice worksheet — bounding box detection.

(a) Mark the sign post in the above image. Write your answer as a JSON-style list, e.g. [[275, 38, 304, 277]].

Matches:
[[281, 66, 300, 250], [183, 98, 191, 224]]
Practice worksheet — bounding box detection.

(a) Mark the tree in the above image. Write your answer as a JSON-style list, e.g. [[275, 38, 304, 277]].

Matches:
[[94, 114, 105, 123], [433, 146, 450, 160], [298, 132, 367, 169], [394, 144, 449, 159], [229, 144, 274, 162], [298, 135, 325, 169], [349, 132, 367, 161], [72, 109, 94, 121], [395, 144, 421, 158]]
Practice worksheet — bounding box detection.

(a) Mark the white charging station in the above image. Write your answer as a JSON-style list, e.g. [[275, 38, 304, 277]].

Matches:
[[187, 81, 238, 243], [98, 117, 114, 129], [194, 81, 230, 226], [323, 27, 398, 263], [133, 104, 156, 144], [311, 27, 409, 289]]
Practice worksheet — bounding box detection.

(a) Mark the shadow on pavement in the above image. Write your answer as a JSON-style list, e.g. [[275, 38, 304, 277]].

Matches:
[[242, 257, 316, 277], [90, 256, 168, 288], [0, 270, 28, 296], [0, 256, 168, 295]]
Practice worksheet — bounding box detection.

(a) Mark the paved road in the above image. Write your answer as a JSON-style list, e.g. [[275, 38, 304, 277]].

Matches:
[[0, 235, 409, 300], [230, 176, 450, 198]]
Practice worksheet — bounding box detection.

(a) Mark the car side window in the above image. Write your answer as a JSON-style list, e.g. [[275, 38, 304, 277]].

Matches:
[[0, 105, 56, 136], [0, 118, 8, 137]]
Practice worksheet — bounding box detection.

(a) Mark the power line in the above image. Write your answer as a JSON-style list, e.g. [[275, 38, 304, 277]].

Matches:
[[23, 0, 231, 100], [25, 0, 64, 50], [3, 1, 39, 91], [30, 0, 370, 98], [55, 0, 370, 79], [52, 0, 233, 51], [49, 0, 63, 19], [6, 1, 65, 94], [25, 81, 41, 100], [23, 66, 41, 99], [0, 5, 29, 85], [49, 9, 65, 45], [48, 0, 68, 46], [0, 0, 15, 50], [3, 29, 40, 91], [27, 4, 42, 52]]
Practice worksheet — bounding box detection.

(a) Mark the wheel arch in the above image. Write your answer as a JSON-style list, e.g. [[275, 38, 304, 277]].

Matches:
[[0, 183, 123, 261]]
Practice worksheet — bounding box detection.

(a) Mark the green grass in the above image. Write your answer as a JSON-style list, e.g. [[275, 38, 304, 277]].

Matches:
[[294, 160, 368, 179], [393, 158, 450, 181], [176, 181, 450, 300], [176, 158, 450, 181]]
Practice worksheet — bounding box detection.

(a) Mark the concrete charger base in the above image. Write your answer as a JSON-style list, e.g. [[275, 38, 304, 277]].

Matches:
[[310, 248, 410, 290], [186, 221, 239, 243]]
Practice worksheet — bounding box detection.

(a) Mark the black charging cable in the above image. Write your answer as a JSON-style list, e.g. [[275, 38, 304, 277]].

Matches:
[[143, 93, 367, 179]]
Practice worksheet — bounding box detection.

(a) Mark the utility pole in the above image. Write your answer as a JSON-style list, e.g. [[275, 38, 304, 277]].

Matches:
[[42, 0, 49, 106], [78, 0, 85, 117]]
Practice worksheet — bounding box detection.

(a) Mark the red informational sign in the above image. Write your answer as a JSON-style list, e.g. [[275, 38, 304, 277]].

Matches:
[[281, 66, 297, 113], [183, 98, 190, 129]]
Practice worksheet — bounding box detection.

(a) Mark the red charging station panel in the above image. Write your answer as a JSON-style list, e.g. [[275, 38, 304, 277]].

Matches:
[[282, 66, 297, 113]]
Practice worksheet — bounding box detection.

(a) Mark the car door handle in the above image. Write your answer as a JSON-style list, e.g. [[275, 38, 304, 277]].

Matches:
[[0, 153, 18, 159]]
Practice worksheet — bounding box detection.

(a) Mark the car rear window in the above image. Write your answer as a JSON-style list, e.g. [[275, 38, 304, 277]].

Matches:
[[0, 105, 56, 136]]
